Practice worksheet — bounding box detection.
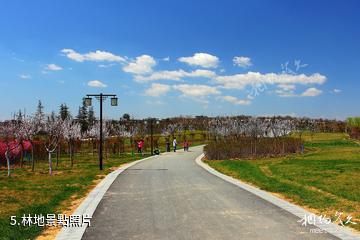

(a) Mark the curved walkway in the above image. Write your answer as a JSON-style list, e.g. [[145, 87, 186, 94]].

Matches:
[[81, 146, 341, 240]]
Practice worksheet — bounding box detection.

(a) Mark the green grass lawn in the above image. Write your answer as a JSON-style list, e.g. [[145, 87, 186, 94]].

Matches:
[[0, 132, 209, 240], [0, 152, 149, 240], [205, 132, 360, 231]]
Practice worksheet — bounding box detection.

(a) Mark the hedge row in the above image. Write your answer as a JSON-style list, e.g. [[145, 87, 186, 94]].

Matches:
[[204, 137, 302, 160]]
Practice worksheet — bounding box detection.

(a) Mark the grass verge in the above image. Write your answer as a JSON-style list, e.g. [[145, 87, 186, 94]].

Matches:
[[205, 132, 360, 232], [0, 152, 148, 240]]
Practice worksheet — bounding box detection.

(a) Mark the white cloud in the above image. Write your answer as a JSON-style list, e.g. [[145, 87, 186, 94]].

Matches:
[[275, 89, 296, 97], [300, 87, 322, 97], [46, 64, 62, 71], [87, 80, 107, 88], [178, 53, 219, 68], [61, 49, 125, 62], [123, 55, 156, 75], [134, 69, 216, 82], [173, 84, 220, 97], [276, 87, 322, 97], [163, 57, 170, 61], [233, 56, 252, 68], [98, 63, 116, 68], [215, 72, 326, 90], [332, 88, 342, 93], [277, 84, 296, 91], [275, 84, 296, 97], [145, 83, 171, 97], [85, 51, 125, 62], [19, 74, 31, 79], [221, 95, 251, 105], [61, 49, 85, 62], [188, 69, 217, 78]]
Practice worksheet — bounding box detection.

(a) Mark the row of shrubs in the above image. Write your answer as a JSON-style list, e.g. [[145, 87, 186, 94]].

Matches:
[[348, 127, 360, 139], [204, 137, 302, 160], [346, 117, 360, 139]]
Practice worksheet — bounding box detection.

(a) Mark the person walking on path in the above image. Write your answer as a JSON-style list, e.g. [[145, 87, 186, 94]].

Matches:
[[137, 140, 144, 155], [173, 138, 177, 152], [137, 140, 142, 154], [183, 140, 189, 152], [140, 140, 144, 155]]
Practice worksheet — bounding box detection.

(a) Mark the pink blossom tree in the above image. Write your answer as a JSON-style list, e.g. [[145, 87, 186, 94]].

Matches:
[[18, 116, 39, 171], [63, 117, 81, 167], [0, 121, 21, 176], [44, 114, 63, 175]]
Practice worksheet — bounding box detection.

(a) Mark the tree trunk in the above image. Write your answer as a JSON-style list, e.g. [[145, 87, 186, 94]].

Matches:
[[31, 142, 35, 172], [118, 138, 121, 156], [70, 143, 73, 167], [5, 150, 10, 177], [20, 143, 24, 168], [282, 139, 285, 155], [48, 151, 52, 175], [254, 139, 257, 158], [105, 141, 108, 160], [56, 145, 59, 169], [130, 137, 134, 159]]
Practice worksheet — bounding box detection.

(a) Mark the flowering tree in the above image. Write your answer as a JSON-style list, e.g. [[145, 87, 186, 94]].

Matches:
[[18, 116, 39, 171], [208, 117, 241, 140], [113, 123, 131, 155], [163, 123, 183, 140], [63, 117, 81, 167], [127, 123, 139, 154], [86, 123, 97, 156], [208, 116, 298, 145], [44, 114, 63, 175], [268, 117, 284, 138], [0, 121, 21, 176], [87, 120, 110, 158]]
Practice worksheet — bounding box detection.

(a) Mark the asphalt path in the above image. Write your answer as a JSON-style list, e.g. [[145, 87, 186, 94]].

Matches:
[[82, 146, 338, 240]]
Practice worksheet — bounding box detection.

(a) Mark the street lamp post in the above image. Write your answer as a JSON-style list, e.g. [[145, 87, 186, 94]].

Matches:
[[145, 118, 159, 155], [85, 93, 118, 170]]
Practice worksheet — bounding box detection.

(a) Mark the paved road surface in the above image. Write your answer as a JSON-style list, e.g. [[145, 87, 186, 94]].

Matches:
[[83, 146, 338, 240]]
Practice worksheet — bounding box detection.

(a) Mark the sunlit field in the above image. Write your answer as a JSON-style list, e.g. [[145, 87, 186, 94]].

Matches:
[[206, 133, 360, 231], [0, 132, 208, 240], [0, 152, 148, 239]]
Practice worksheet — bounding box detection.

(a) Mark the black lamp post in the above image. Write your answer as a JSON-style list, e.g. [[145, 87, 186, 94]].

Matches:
[[145, 118, 160, 155], [85, 93, 118, 170]]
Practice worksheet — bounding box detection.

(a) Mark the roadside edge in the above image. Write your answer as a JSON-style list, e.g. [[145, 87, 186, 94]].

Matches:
[[195, 153, 360, 240], [55, 155, 156, 240]]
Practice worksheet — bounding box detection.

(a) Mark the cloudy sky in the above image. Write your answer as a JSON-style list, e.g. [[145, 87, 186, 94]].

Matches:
[[0, 0, 359, 120]]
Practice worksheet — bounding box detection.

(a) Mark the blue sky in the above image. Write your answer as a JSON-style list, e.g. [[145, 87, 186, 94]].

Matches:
[[0, 0, 359, 120]]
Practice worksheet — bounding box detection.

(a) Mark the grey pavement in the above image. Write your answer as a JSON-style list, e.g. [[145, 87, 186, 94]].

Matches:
[[82, 146, 338, 240]]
